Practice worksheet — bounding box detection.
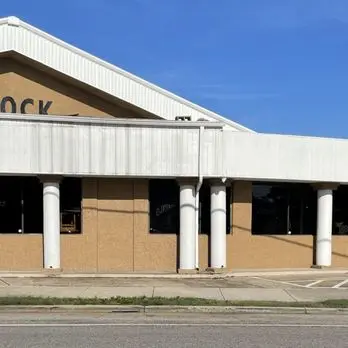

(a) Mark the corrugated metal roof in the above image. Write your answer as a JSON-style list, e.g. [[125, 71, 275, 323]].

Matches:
[[0, 16, 254, 132]]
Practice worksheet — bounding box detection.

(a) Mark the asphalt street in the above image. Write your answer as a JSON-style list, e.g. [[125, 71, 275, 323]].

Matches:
[[0, 312, 347, 347]]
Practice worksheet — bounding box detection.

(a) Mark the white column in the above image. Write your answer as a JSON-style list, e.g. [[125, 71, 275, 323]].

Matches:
[[179, 183, 196, 271], [210, 182, 227, 269], [43, 181, 60, 269], [316, 189, 333, 267]]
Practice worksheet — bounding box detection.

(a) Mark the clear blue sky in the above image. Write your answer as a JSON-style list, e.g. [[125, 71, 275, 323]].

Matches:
[[2, 0, 348, 137]]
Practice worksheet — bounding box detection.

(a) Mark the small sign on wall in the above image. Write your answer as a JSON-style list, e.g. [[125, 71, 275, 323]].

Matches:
[[0, 96, 53, 114]]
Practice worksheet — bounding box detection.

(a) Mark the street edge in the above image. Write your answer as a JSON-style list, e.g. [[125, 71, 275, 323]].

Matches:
[[0, 305, 347, 314]]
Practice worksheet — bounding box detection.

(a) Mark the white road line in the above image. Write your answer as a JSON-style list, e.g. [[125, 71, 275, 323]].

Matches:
[[332, 279, 348, 289], [251, 277, 307, 288], [0, 323, 348, 328], [305, 280, 324, 288]]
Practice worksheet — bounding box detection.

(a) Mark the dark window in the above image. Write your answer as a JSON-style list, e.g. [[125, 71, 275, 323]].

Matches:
[[0, 177, 43, 234], [23, 177, 43, 234], [333, 186, 348, 235], [252, 182, 316, 235], [149, 180, 231, 234], [60, 178, 82, 234], [149, 179, 179, 233], [0, 176, 82, 235], [199, 183, 210, 234]]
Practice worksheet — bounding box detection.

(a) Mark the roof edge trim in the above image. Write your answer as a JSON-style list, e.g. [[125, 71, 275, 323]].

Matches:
[[0, 113, 225, 128], [1, 16, 254, 132]]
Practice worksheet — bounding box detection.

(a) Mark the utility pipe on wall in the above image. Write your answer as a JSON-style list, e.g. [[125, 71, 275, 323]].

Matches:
[[195, 125, 204, 269]]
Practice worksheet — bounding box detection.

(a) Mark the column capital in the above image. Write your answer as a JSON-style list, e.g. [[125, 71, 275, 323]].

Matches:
[[176, 177, 198, 186], [312, 182, 339, 191], [39, 175, 63, 184], [210, 178, 231, 186]]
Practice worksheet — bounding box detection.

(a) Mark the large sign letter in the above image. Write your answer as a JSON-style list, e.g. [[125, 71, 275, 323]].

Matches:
[[39, 100, 52, 115], [0, 96, 16, 113], [20, 98, 34, 114]]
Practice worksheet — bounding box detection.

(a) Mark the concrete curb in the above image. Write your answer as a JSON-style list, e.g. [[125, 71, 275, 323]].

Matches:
[[0, 305, 347, 314], [0, 273, 225, 279], [0, 305, 145, 313], [144, 305, 348, 314], [144, 305, 306, 314]]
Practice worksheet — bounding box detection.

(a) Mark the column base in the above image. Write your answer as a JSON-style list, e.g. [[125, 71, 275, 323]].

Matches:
[[205, 267, 226, 274], [43, 268, 63, 275], [178, 269, 199, 274], [311, 265, 330, 269]]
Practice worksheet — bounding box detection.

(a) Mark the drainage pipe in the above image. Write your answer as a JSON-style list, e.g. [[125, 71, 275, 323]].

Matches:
[[195, 126, 204, 269]]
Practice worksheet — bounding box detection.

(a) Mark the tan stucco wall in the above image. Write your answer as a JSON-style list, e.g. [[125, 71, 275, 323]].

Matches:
[[133, 180, 177, 272], [0, 235, 43, 270], [229, 181, 315, 269], [97, 179, 134, 272], [61, 179, 177, 273], [0, 58, 153, 119], [61, 178, 98, 272], [193, 181, 320, 271], [199, 235, 209, 270], [332, 237, 348, 267]]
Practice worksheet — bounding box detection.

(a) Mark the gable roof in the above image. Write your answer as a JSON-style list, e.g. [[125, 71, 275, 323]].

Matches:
[[0, 16, 254, 132]]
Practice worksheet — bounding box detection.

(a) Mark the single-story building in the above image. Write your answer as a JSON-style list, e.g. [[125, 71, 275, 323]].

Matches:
[[0, 16, 347, 273]]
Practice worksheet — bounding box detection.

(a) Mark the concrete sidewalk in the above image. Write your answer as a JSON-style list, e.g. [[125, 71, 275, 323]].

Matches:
[[0, 268, 347, 278], [0, 269, 347, 303], [0, 285, 347, 303]]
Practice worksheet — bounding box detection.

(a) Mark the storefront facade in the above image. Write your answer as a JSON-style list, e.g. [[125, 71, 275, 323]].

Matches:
[[0, 17, 347, 273]]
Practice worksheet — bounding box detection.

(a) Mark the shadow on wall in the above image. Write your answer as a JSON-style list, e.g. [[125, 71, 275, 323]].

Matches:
[[230, 228, 348, 266], [266, 234, 348, 263], [266, 234, 316, 265]]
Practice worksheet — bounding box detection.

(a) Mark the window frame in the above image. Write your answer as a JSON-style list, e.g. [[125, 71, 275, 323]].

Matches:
[[251, 182, 317, 236]]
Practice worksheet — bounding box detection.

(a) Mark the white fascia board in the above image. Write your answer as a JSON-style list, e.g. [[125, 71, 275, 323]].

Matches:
[[0, 112, 225, 129], [0, 16, 254, 132]]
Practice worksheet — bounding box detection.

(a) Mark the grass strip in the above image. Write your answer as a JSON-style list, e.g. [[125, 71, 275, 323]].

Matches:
[[0, 296, 347, 308]]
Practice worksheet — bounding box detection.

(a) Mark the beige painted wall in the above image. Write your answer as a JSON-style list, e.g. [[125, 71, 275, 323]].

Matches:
[[0, 58, 152, 119], [61, 179, 177, 273], [199, 181, 324, 270], [133, 180, 177, 272], [0, 235, 43, 271], [97, 179, 134, 272], [229, 181, 315, 269], [61, 178, 98, 272], [332, 237, 348, 267], [229, 181, 348, 269], [62, 179, 347, 272]]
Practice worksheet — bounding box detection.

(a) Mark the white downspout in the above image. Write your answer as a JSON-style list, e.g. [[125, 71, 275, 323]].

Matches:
[[195, 125, 204, 269]]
